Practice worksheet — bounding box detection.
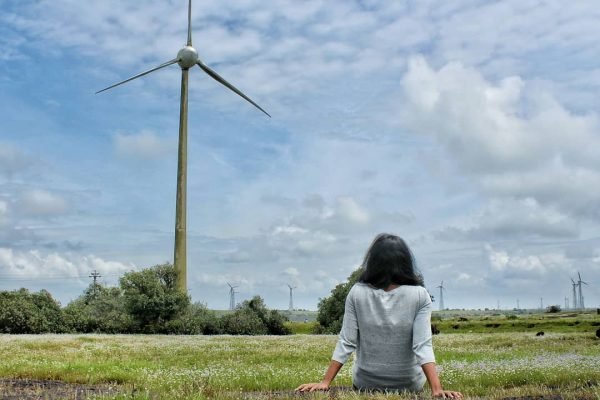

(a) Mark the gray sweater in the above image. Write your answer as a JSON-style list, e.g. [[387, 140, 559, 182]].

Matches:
[[332, 282, 435, 391]]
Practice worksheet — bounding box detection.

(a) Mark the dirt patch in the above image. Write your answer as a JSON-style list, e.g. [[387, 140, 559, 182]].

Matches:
[[0, 378, 123, 400], [1, 380, 596, 400]]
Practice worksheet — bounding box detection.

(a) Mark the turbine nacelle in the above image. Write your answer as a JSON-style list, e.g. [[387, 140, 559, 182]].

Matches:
[[177, 46, 199, 69]]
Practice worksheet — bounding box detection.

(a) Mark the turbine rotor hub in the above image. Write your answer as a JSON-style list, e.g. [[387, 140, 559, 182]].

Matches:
[[177, 46, 198, 69]]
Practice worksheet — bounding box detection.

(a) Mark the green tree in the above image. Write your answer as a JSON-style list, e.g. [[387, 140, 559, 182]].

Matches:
[[221, 295, 291, 335], [63, 285, 133, 333], [0, 288, 64, 333], [546, 305, 561, 313], [315, 268, 363, 333], [165, 302, 222, 334], [119, 263, 190, 333]]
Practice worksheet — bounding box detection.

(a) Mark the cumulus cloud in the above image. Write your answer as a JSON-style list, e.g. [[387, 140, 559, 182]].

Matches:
[[484, 245, 574, 285], [114, 130, 176, 161], [0, 247, 133, 280], [401, 56, 600, 221], [434, 198, 579, 242], [17, 190, 68, 217], [195, 272, 254, 288]]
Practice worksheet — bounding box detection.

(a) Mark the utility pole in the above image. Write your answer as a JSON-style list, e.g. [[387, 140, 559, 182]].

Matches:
[[540, 297, 543, 310], [89, 270, 101, 296]]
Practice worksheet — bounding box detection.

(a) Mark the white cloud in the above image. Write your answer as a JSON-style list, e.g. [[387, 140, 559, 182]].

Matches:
[[434, 198, 579, 242], [401, 56, 600, 221], [0, 247, 133, 280], [336, 197, 370, 224], [284, 267, 299, 277], [17, 190, 68, 217], [195, 272, 253, 288], [485, 244, 568, 278], [114, 130, 176, 161]]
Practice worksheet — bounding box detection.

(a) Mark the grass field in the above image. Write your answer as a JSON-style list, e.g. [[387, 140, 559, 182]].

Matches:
[[1, 326, 599, 399], [431, 310, 600, 334]]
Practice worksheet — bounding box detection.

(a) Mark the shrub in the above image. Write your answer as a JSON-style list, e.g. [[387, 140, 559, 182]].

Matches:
[[315, 268, 362, 333], [0, 289, 65, 333], [63, 285, 133, 333], [220, 296, 291, 335], [221, 309, 268, 335], [165, 302, 222, 335], [120, 263, 190, 333], [546, 305, 561, 313]]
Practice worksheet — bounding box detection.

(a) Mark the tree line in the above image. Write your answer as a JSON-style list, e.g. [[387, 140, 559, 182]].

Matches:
[[0, 263, 290, 335]]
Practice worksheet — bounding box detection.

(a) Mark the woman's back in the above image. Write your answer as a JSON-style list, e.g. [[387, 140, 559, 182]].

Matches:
[[333, 283, 434, 391], [296, 234, 461, 398]]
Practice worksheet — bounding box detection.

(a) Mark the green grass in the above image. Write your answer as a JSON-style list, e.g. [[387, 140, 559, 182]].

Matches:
[[433, 310, 600, 334], [1, 331, 599, 399], [285, 321, 319, 334]]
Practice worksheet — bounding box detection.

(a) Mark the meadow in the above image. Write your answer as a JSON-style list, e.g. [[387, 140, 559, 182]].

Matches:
[[1, 312, 599, 399]]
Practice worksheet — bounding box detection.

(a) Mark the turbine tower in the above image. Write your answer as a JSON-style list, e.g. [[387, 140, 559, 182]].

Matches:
[[227, 282, 238, 311], [287, 284, 296, 312], [577, 272, 588, 310], [437, 281, 445, 311], [571, 278, 578, 309], [97, 0, 270, 294]]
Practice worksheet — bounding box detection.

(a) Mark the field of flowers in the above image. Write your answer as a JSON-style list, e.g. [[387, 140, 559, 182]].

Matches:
[[1, 331, 599, 399]]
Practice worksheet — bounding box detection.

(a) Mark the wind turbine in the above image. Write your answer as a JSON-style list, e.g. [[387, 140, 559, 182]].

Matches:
[[227, 282, 239, 310], [287, 284, 297, 312], [437, 281, 445, 311], [577, 272, 588, 310], [97, 0, 270, 294], [571, 278, 578, 309]]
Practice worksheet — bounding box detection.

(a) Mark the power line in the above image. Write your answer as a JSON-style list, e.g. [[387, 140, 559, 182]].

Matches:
[[0, 273, 122, 282]]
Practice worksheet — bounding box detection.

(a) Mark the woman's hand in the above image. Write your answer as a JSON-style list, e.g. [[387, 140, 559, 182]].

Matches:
[[431, 389, 463, 398], [295, 382, 330, 392]]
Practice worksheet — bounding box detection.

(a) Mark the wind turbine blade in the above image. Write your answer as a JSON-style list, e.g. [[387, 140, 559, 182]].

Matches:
[[96, 58, 179, 94], [197, 61, 271, 117], [187, 0, 192, 46]]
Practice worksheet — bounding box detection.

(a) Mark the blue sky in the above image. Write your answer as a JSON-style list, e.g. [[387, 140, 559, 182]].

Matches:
[[1, 0, 599, 311]]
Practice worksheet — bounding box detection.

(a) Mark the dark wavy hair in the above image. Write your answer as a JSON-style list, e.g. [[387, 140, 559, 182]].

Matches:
[[359, 233, 424, 289]]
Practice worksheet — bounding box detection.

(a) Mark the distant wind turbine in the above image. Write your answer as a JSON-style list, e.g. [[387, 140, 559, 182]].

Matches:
[[97, 0, 270, 294], [571, 278, 578, 309], [577, 272, 588, 309], [287, 284, 297, 312], [437, 281, 445, 311], [227, 282, 239, 311]]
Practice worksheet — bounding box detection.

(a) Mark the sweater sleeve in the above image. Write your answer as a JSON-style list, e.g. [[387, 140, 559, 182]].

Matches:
[[331, 286, 358, 364], [412, 288, 436, 365]]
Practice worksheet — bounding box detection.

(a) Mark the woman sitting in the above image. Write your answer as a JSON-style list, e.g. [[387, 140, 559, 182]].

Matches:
[[296, 233, 462, 398]]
